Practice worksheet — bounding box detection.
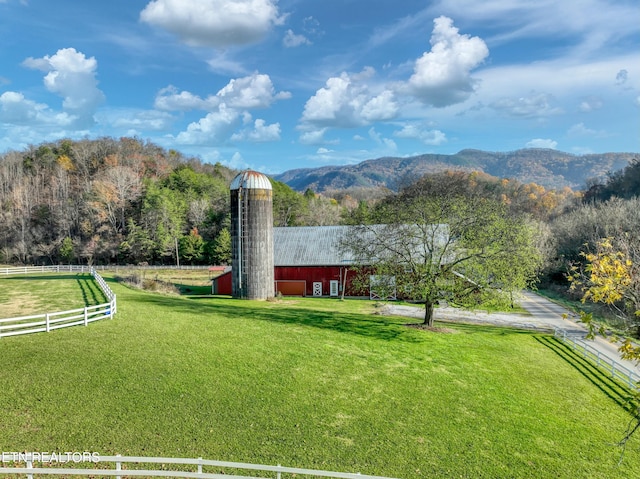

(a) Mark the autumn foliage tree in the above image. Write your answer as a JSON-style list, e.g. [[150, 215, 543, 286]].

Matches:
[[568, 235, 640, 448], [569, 235, 640, 349]]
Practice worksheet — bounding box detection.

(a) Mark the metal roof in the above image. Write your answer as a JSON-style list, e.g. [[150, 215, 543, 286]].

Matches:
[[273, 224, 450, 267], [230, 170, 272, 191], [274, 225, 353, 266]]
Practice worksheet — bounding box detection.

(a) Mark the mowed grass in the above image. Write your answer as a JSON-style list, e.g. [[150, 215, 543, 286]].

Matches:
[[111, 267, 215, 295], [1, 275, 640, 478], [0, 273, 107, 318]]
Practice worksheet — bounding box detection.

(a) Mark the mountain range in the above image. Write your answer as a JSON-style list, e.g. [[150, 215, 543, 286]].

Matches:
[[274, 149, 638, 192]]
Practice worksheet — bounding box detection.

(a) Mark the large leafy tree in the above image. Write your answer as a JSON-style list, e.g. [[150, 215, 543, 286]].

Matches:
[[119, 219, 155, 264], [210, 227, 231, 265], [140, 180, 186, 261], [179, 227, 205, 264], [342, 172, 541, 326]]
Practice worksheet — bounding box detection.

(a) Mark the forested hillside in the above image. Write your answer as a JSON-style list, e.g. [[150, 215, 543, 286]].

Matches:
[[274, 149, 636, 192], [0, 138, 226, 265], [0, 138, 353, 266]]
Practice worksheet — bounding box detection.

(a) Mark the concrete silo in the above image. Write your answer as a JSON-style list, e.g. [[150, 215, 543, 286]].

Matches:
[[230, 170, 274, 299]]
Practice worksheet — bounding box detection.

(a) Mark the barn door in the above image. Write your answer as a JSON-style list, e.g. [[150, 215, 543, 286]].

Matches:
[[313, 282, 322, 296], [330, 280, 339, 297]]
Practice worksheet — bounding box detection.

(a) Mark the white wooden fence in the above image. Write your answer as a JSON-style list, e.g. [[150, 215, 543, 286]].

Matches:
[[0, 267, 116, 338], [0, 455, 399, 479], [1, 265, 95, 275], [554, 328, 640, 389]]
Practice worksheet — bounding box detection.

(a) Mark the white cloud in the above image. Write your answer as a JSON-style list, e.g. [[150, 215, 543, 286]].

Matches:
[[0, 91, 48, 124], [525, 138, 557, 149], [154, 86, 219, 111], [301, 70, 398, 128], [475, 53, 640, 102], [206, 53, 247, 75], [231, 118, 281, 142], [298, 128, 334, 145], [368, 127, 397, 151], [140, 0, 282, 48], [361, 90, 398, 122], [167, 72, 289, 146], [175, 104, 240, 145], [156, 73, 290, 113], [393, 123, 447, 146], [578, 96, 603, 112], [283, 29, 311, 48], [428, 0, 638, 56], [22, 48, 104, 127], [217, 73, 291, 109], [0, 90, 80, 134], [567, 122, 609, 139], [490, 92, 562, 118], [107, 109, 173, 131], [406, 16, 488, 107]]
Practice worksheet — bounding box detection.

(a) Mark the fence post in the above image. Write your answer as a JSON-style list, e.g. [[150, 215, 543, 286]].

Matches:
[[84, 307, 89, 326], [46, 313, 50, 333], [198, 457, 203, 474], [116, 454, 121, 479], [26, 458, 33, 479]]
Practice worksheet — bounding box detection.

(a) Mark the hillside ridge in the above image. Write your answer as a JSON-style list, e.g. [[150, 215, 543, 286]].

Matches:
[[274, 148, 638, 192]]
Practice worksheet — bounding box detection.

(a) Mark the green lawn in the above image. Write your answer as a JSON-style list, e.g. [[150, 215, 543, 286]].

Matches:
[[0, 273, 107, 318], [1, 274, 639, 478]]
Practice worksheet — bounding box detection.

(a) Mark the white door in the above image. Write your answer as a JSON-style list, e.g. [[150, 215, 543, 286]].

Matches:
[[330, 280, 339, 297], [313, 282, 322, 296]]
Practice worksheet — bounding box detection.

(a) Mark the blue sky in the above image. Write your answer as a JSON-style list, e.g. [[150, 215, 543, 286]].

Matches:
[[0, 0, 638, 174]]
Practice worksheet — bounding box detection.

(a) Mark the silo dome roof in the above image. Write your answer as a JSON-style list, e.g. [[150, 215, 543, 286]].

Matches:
[[230, 170, 272, 191]]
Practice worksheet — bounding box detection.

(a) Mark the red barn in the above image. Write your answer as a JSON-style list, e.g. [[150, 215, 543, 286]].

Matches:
[[213, 225, 362, 297]]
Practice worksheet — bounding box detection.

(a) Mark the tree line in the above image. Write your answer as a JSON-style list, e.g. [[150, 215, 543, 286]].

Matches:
[[0, 137, 351, 266], [0, 137, 636, 296]]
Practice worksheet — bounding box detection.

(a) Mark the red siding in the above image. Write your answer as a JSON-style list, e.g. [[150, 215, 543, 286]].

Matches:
[[212, 271, 232, 295], [213, 266, 362, 297], [275, 266, 339, 296]]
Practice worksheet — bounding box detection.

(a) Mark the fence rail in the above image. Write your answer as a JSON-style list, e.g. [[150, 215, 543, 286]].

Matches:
[[0, 265, 213, 276], [1, 265, 95, 275], [554, 328, 640, 389], [0, 267, 116, 338], [0, 455, 398, 479]]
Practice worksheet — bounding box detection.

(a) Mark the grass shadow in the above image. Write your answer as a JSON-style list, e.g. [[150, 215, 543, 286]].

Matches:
[[131, 294, 428, 343], [129, 292, 544, 344], [534, 335, 638, 414], [76, 276, 104, 306], [1, 274, 91, 281], [434, 320, 541, 336]]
